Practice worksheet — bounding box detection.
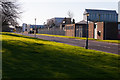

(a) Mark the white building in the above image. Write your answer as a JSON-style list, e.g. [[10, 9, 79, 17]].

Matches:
[[22, 23, 27, 32]]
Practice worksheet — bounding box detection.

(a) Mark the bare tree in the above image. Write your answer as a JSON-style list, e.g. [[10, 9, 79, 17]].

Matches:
[[0, 0, 22, 26], [67, 10, 74, 19]]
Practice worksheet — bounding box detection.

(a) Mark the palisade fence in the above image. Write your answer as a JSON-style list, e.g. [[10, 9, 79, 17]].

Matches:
[[38, 28, 65, 36]]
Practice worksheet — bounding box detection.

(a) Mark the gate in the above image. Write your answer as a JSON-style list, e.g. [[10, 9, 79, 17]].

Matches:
[[76, 26, 82, 37]]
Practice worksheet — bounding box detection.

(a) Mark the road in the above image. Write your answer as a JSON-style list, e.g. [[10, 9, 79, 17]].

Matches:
[[19, 33, 119, 54]]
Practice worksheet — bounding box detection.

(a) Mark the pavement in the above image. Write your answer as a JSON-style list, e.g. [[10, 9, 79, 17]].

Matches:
[[18, 33, 119, 54]]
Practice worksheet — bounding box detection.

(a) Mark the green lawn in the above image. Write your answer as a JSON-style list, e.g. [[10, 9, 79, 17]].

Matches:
[[37, 34, 120, 44], [2, 32, 120, 79]]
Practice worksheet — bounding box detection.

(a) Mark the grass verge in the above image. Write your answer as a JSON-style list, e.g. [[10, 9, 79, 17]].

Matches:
[[2, 32, 120, 79], [37, 34, 120, 44]]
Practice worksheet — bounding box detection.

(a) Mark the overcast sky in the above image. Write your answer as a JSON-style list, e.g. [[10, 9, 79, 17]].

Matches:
[[18, 0, 120, 26]]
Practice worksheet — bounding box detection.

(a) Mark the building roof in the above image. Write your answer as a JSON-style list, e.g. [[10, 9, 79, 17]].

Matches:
[[76, 20, 87, 24], [85, 9, 117, 14]]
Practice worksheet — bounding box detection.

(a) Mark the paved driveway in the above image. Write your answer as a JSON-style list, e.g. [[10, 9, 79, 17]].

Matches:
[[19, 33, 119, 54]]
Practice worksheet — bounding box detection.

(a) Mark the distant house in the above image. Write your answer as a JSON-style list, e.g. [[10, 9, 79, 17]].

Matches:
[[15, 26, 22, 33], [83, 9, 118, 22], [22, 23, 27, 32], [47, 17, 71, 28], [65, 20, 87, 37], [83, 9, 118, 40], [65, 19, 118, 40], [22, 23, 44, 34], [24, 24, 45, 34], [30, 25, 44, 33]]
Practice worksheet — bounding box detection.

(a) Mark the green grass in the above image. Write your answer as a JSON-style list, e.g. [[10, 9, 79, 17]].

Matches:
[[2, 32, 120, 79], [37, 34, 120, 44]]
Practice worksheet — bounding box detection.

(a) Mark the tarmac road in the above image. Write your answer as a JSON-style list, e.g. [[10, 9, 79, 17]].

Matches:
[[19, 33, 119, 54]]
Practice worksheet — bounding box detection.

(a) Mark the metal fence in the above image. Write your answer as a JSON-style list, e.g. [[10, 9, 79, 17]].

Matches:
[[38, 28, 65, 36]]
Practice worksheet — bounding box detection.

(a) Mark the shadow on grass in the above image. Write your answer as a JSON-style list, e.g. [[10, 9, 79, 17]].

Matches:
[[2, 32, 120, 79], [2, 43, 120, 79]]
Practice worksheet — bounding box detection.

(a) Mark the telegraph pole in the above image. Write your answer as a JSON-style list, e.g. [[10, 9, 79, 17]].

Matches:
[[35, 18, 36, 38]]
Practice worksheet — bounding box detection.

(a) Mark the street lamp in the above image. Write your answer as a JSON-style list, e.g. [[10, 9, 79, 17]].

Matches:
[[35, 18, 36, 38], [85, 12, 89, 49]]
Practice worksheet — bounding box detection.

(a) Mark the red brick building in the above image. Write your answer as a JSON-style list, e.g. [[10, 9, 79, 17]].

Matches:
[[88, 22, 118, 40], [65, 24, 75, 37], [65, 20, 87, 37]]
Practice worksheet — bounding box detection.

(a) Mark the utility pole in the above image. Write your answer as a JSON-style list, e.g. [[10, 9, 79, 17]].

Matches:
[[35, 18, 36, 38]]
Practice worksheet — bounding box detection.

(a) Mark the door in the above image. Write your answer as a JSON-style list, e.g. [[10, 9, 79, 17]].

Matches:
[[79, 26, 82, 37], [76, 26, 79, 37], [94, 23, 97, 39], [76, 26, 82, 37]]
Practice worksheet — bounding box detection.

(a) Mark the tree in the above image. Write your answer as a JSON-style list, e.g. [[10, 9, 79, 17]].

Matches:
[[67, 10, 74, 19], [0, 0, 21, 27]]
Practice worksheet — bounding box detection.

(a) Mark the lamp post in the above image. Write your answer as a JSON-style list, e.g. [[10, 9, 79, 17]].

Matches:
[[85, 13, 89, 49], [35, 18, 36, 38]]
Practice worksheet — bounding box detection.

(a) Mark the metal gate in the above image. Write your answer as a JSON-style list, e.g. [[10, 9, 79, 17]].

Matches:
[[76, 26, 82, 37]]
